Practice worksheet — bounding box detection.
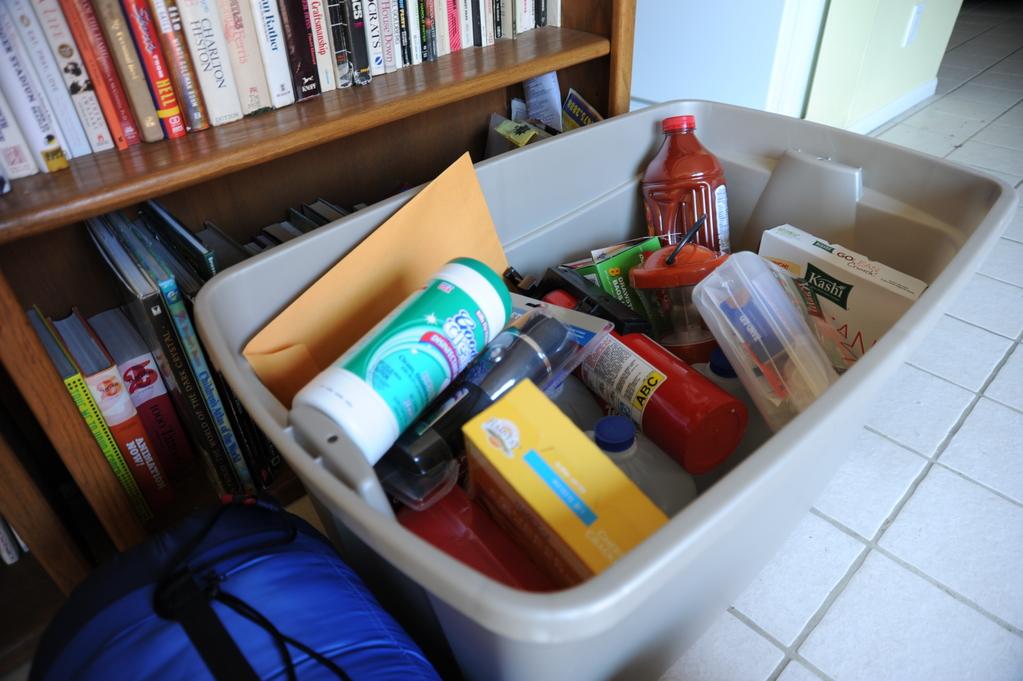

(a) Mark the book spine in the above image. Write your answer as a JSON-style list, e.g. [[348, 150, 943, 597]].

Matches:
[[116, 350, 195, 477], [144, 296, 240, 494], [123, 0, 188, 138], [177, 0, 244, 123], [325, 0, 351, 86], [377, 0, 394, 72], [9, 0, 92, 157], [155, 277, 256, 491], [469, 0, 479, 46], [84, 364, 173, 510], [0, 89, 38, 179], [92, 0, 164, 142], [58, 0, 141, 148], [444, 0, 457, 51], [525, 0, 532, 31], [216, 0, 273, 112], [0, 5, 69, 173], [0, 518, 19, 565], [492, 0, 498, 38], [404, 0, 419, 63], [303, 0, 335, 91], [423, 0, 435, 57], [396, 0, 410, 64], [500, 0, 511, 38], [456, 0, 469, 48], [63, 372, 153, 520], [277, 0, 320, 98], [416, 0, 430, 60], [483, 0, 493, 44], [344, 0, 370, 83], [148, 0, 209, 130], [30, 0, 115, 151], [211, 369, 267, 488], [533, 0, 543, 27], [360, 0, 382, 74], [432, 0, 447, 55], [248, 0, 295, 106]]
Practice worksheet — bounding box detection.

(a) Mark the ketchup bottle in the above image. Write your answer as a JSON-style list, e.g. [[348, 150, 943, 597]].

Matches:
[[542, 290, 747, 475], [642, 115, 731, 253]]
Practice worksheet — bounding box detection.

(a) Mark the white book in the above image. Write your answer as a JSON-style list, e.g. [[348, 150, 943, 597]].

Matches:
[[548, 0, 558, 27], [29, 0, 113, 152], [362, 0, 384, 75], [457, 0, 470, 48], [9, 0, 90, 158], [0, 4, 67, 173], [481, 0, 493, 45], [248, 0, 295, 107], [216, 0, 273, 113], [378, 0, 396, 72], [177, 0, 243, 125], [389, 0, 402, 67], [0, 88, 38, 179], [433, 0, 448, 56], [304, 0, 336, 90], [406, 0, 421, 63]]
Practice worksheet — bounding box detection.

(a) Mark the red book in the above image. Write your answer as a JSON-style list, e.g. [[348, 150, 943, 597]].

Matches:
[[53, 309, 173, 511], [121, 0, 186, 138], [446, 0, 459, 50], [58, 0, 141, 149], [89, 308, 195, 477]]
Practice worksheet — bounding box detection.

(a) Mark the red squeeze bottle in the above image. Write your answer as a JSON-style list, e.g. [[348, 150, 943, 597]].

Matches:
[[543, 289, 747, 475], [642, 115, 731, 253], [398, 486, 556, 592]]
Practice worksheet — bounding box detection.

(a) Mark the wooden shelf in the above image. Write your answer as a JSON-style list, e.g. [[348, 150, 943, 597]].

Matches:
[[0, 27, 609, 243], [0, 555, 65, 674]]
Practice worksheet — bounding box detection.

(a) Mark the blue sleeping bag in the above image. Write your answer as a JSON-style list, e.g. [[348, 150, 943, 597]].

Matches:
[[31, 499, 440, 681]]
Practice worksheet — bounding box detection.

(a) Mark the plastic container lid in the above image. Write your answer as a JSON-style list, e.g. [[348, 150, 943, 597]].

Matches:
[[594, 416, 636, 453], [709, 348, 736, 379], [662, 115, 696, 133], [630, 244, 728, 289]]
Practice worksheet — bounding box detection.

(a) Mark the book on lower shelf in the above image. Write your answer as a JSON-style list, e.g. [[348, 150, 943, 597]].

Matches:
[[26, 307, 154, 521], [51, 308, 174, 511]]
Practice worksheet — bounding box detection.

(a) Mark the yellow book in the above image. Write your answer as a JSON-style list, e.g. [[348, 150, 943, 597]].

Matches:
[[464, 380, 667, 587]]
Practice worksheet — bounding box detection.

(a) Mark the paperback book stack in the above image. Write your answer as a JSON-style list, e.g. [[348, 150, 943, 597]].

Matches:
[[0, 0, 559, 184]]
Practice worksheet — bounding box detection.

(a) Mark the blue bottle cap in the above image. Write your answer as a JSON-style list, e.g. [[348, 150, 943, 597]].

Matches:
[[594, 416, 636, 453], [709, 347, 737, 379]]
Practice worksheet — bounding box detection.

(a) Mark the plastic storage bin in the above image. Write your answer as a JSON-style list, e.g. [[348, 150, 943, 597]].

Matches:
[[195, 100, 1017, 681]]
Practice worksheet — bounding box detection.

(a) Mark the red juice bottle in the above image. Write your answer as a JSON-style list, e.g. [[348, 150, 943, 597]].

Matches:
[[642, 115, 731, 253]]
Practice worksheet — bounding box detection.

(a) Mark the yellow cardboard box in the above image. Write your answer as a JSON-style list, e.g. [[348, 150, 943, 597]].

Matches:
[[463, 380, 667, 587]]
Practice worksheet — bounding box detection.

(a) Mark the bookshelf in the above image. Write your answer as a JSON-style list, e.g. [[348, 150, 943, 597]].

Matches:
[[0, 0, 636, 592]]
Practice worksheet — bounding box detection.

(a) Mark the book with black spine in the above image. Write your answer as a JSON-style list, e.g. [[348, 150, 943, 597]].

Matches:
[[534, 0, 544, 27], [344, 0, 371, 83], [140, 200, 216, 280], [325, 0, 353, 87], [277, 0, 321, 97], [196, 220, 249, 268], [417, 0, 432, 61], [469, 0, 480, 46], [396, 0, 411, 65]]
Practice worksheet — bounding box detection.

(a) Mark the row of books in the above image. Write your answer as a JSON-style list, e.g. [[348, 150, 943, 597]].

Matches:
[[0, 0, 560, 188], [29, 202, 284, 522]]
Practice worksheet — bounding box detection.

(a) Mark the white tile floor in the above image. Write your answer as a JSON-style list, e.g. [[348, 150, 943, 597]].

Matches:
[[661, 1, 1023, 679]]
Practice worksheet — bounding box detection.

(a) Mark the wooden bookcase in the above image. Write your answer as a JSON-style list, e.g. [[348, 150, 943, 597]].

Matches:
[[0, 0, 636, 595]]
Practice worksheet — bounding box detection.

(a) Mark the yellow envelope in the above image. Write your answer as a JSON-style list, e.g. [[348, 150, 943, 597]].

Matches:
[[243, 153, 509, 406]]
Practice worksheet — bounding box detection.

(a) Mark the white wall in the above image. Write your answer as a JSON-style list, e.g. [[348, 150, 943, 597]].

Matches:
[[630, 0, 825, 118]]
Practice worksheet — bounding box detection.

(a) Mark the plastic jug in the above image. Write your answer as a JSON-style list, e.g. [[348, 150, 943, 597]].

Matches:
[[589, 416, 697, 517], [641, 115, 731, 252]]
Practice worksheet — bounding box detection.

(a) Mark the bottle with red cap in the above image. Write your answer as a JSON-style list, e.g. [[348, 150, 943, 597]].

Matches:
[[642, 115, 731, 253], [630, 241, 728, 365]]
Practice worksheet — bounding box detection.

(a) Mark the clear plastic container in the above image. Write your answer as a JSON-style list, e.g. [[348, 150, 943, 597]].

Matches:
[[588, 415, 697, 517], [693, 252, 840, 432], [550, 375, 605, 432]]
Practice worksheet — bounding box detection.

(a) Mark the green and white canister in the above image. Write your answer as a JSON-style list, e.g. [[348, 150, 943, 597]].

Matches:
[[290, 257, 512, 466]]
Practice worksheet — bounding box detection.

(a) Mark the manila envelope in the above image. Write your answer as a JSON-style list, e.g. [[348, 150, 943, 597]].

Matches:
[[243, 153, 509, 406]]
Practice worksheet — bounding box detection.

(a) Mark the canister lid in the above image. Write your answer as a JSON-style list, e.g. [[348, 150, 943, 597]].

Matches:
[[630, 244, 728, 288], [594, 416, 635, 453]]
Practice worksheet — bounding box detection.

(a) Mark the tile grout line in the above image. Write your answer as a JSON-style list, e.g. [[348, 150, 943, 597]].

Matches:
[[931, 460, 1023, 511], [939, 308, 1023, 341], [756, 322, 1023, 672], [810, 508, 1023, 639], [724, 608, 840, 681]]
